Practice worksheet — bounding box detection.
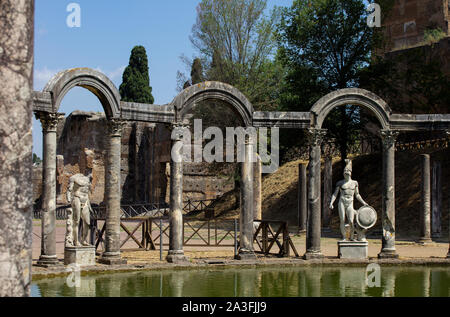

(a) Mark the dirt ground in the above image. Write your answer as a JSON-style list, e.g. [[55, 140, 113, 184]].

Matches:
[[33, 220, 449, 265]]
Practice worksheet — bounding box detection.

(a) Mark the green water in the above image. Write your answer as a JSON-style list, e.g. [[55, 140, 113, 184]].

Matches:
[[32, 266, 450, 297]]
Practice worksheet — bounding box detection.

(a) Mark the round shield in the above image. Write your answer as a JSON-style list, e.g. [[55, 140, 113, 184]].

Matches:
[[356, 206, 377, 230]]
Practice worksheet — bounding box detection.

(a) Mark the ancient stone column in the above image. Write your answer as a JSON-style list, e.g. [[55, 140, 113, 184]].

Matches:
[[36, 112, 63, 266], [237, 135, 257, 260], [0, 0, 34, 296], [167, 125, 188, 263], [431, 160, 442, 239], [253, 155, 262, 221], [99, 119, 127, 265], [298, 163, 307, 233], [419, 154, 432, 243], [322, 156, 333, 230], [378, 130, 399, 259], [304, 129, 326, 260]]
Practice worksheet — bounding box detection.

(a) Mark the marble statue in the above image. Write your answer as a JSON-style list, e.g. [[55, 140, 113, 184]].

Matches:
[[65, 173, 93, 247], [329, 160, 369, 241]]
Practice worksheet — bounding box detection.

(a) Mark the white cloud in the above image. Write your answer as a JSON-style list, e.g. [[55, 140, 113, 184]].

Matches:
[[94, 65, 126, 82], [33, 65, 126, 91], [34, 66, 60, 91]]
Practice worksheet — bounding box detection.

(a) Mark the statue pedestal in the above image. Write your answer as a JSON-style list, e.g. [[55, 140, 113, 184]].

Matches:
[[338, 241, 368, 259], [64, 246, 96, 267]]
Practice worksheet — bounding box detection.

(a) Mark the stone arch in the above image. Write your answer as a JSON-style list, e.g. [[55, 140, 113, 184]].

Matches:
[[43, 68, 121, 119], [171, 81, 254, 127], [310, 88, 392, 130]]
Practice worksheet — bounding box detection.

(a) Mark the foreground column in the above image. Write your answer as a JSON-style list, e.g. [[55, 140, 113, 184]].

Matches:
[[36, 112, 63, 266], [0, 0, 34, 296], [419, 154, 432, 243], [298, 163, 307, 233], [304, 129, 326, 260], [237, 136, 257, 260], [378, 130, 399, 259], [167, 125, 188, 263], [99, 119, 127, 265]]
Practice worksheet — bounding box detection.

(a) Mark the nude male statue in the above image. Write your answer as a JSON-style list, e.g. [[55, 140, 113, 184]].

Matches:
[[329, 160, 368, 241], [65, 173, 93, 247]]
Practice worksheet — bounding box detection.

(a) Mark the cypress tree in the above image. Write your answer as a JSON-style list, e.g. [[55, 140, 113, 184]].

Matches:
[[190, 58, 204, 85], [120, 46, 155, 104]]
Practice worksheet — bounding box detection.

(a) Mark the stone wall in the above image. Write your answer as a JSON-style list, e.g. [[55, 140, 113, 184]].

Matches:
[[382, 0, 449, 51]]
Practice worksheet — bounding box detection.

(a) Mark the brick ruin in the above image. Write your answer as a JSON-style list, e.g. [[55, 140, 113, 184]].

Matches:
[[33, 111, 235, 207]]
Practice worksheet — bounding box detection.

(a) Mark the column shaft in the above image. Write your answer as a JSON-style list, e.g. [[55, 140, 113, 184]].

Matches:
[[238, 138, 256, 260], [419, 154, 432, 243], [431, 160, 442, 239], [253, 156, 262, 221], [100, 120, 126, 265], [322, 157, 333, 229], [379, 130, 399, 258], [298, 163, 307, 233], [304, 129, 326, 260], [37, 113, 61, 265], [167, 125, 188, 263]]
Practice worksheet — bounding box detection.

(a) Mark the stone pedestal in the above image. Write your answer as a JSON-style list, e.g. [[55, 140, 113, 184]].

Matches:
[[64, 246, 96, 267], [235, 250, 257, 261], [338, 241, 368, 259], [166, 250, 189, 264]]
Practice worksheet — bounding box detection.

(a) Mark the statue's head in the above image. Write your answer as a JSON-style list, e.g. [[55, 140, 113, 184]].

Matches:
[[343, 159, 352, 178]]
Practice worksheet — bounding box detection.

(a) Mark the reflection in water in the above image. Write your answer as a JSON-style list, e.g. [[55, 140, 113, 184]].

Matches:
[[32, 266, 450, 297]]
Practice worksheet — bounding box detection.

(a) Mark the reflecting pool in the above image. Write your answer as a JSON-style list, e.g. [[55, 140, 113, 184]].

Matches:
[[32, 266, 450, 297]]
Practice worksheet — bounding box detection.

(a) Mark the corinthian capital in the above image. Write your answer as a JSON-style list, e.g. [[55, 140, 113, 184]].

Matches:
[[107, 119, 125, 137], [35, 112, 64, 132], [307, 128, 327, 147], [380, 130, 399, 150]]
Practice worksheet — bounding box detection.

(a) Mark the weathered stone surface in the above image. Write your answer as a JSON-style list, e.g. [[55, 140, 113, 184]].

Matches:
[[64, 246, 95, 267], [304, 129, 326, 260], [298, 163, 308, 233], [0, 0, 34, 297], [382, 0, 450, 51], [431, 160, 442, 239], [379, 130, 399, 259], [338, 241, 369, 259], [419, 154, 432, 243]]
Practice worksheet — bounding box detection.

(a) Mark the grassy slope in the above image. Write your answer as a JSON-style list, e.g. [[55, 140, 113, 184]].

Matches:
[[211, 148, 449, 240]]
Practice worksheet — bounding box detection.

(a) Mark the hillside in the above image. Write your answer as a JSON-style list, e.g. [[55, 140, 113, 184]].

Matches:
[[210, 148, 450, 240]]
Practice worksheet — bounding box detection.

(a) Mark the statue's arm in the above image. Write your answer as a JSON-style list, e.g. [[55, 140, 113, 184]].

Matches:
[[355, 182, 368, 206], [329, 185, 340, 209], [66, 179, 74, 203]]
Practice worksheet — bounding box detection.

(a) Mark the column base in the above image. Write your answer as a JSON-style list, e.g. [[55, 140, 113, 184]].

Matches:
[[378, 249, 399, 259], [166, 250, 189, 264], [99, 252, 127, 265], [303, 250, 324, 260], [417, 238, 432, 245], [235, 250, 257, 261], [36, 255, 61, 267]]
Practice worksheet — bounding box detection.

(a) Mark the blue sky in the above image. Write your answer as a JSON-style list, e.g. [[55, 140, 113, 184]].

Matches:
[[33, 0, 293, 157]]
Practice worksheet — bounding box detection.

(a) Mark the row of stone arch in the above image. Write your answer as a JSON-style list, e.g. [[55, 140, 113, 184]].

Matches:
[[33, 68, 450, 264]]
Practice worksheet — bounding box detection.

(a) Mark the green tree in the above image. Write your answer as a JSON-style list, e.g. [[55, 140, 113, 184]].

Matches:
[[189, 0, 283, 110], [120, 46, 155, 104], [276, 0, 383, 161], [32, 153, 42, 165], [191, 58, 204, 85]]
